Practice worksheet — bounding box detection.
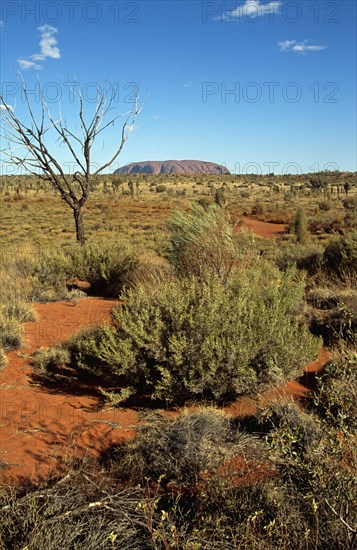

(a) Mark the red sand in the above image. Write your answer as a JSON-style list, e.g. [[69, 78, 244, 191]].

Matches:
[[0, 299, 138, 483], [239, 216, 286, 239], [1, 298, 328, 484]]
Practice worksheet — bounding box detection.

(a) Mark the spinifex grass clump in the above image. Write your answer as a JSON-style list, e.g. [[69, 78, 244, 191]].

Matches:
[[276, 242, 324, 276], [112, 408, 266, 487], [257, 400, 321, 460], [51, 263, 320, 405], [0, 406, 355, 549], [0, 313, 24, 350], [0, 301, 37, 323], [0, 298, 36, 352], [165, 203, 249, 283]]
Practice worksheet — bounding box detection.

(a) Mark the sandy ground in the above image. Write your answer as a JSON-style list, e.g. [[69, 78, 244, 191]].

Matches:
[[240, 216, 286, 238], [1, 297, 327, 484], [0, 219, 327, 484], [0, 299, 138, 483]]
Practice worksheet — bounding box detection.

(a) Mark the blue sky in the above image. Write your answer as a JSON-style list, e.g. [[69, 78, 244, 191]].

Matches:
[[0, 0, 356, 174]]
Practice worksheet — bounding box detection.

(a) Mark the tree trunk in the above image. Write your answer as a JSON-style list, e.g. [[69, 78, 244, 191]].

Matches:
[[73, 206, 85, 246]]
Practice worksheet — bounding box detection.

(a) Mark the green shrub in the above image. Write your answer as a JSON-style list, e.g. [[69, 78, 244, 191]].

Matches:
[[29, 248, 74, 301], [66, 264, 320, 404], [276, 243, 324, 275], [294, 207, 309, 244], [29, 241, 139, 300], [318, 200, 332, 211], [65, 323, 124, 381], [32, 346, 71, 372], [68, 241, 139, 296], [323, 229, 357, 279], [311, 353, 357, 432], [155, 184, 167, 193], [165, 204, 251, 283]]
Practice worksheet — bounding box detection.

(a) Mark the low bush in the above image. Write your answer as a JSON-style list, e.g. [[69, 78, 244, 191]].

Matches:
[[155, 184, 167, 193], [113, 408, 265, 487], [342, 196, 357, 211], [67, 241, 140, 296], [326, 302, 357, 345], [0, 315, 23, 350], [257, 400, 321, 460], [323, 229, 357, 279], [29, 240, 139, 300], [29, 248, 75, 301], [318, 200, 332, 211], [32, 346, 71, 372], [306, 290, 357, 345], [276, 243, 324, 275], [195, 196, 214, 209], [251, 201, 265, 216], [128, 257, 173, 290], [307, 286, 356, 309], [61, 264, 320, 404], [311, 353, 357, 432], [60, 323, 122, 381]]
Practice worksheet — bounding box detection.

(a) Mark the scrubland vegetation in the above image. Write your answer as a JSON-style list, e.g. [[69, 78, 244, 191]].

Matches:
[[0, 171, 356, 548]]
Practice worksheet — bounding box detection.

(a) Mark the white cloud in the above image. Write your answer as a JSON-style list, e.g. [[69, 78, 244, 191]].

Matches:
[[220, 1, 280, 20], [17, 59, 42, 71], [17, 24, 60, 70], [152, 115, 160, 120], [0, 20, 4, 30], [184, 81, 193, 88], [32, 25, 60, 60], [278, 40, 326, 53], [0, 103, 14, 112]]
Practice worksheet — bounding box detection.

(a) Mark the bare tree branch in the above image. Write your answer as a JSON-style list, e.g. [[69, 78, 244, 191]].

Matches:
[[0, 74, 141, 244], [93, 98, 142, 177]]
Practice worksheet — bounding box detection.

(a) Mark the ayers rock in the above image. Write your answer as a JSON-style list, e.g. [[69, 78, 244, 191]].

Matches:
[[114, 160, 230, 175]]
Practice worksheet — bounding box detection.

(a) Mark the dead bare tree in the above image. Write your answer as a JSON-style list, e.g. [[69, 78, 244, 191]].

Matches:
[[0, 75, 141, 245]]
